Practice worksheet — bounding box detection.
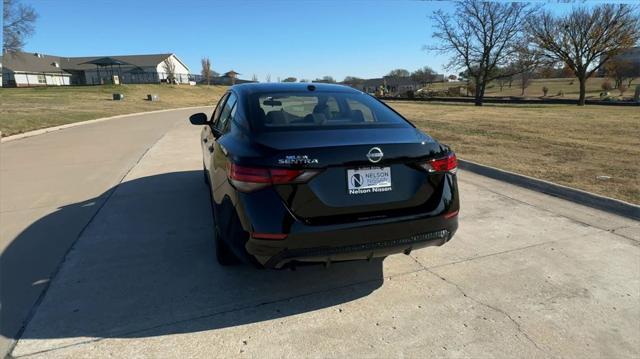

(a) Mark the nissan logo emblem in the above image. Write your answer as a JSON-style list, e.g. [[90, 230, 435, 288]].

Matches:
[[366, 147, 384, 163]]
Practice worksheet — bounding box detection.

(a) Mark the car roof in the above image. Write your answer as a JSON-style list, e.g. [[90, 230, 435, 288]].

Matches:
[[230, 82, 362, 97]]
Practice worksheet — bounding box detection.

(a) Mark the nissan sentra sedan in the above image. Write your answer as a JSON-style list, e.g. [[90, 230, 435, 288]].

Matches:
[[190, 83, 459, 268]]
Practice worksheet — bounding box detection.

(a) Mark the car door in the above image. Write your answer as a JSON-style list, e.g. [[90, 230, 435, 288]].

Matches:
[[203, 93, 229, 174], [211, 92, 238, 191]]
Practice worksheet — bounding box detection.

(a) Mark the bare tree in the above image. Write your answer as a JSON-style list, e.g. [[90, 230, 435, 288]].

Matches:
[[512, 44, 540, 96], [527, 4, 640, 106], [343, 76, 364, 86], [605, 57, 640, 89], [519, 73, 533, 96], [497, 76, 507, 92], [322, 75, 336, 83], [201, 57, 212, 85], [3, 0, 38, 53], [265, 74, 271, 83], [386, 69, 410, 78], [251, 73, 258, 82], [431, 0, 534, 106], [314, 76, 335, 83], [410, 66, 437, 88], [162, 58, 176, 83]]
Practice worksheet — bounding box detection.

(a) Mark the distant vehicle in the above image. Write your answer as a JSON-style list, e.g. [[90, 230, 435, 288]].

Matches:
[[190, 83, 459, 268]]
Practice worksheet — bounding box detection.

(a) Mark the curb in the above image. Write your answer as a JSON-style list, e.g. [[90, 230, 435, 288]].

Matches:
[[459, 159, 640, 220], [1, 106, 212, 143]]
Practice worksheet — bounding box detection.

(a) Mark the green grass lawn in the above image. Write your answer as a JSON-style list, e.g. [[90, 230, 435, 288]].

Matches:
[[387, 100, 640, 204], [0, 84, 227, 137]]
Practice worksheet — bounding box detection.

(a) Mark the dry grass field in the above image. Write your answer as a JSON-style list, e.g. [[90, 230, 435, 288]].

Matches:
[[1, 84, 637, 203], [428, 77, 637, 99], [0, 84, 227, 137], [387, 101, 640, 204]]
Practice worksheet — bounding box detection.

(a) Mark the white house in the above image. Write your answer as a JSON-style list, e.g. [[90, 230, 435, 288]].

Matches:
[[2, 52, 71, 87], [2, 51, 190, 87]]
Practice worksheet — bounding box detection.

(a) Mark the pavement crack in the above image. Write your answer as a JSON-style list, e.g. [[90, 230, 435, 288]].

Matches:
[[407, 255, 548, 356], [427, 239, 560, 269]]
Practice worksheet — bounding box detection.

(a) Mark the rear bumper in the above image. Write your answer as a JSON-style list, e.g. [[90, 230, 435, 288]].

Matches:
[[246, 214, 458, 269]]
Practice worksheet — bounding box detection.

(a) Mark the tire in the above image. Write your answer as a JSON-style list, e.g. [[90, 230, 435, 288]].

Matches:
[[215, 224, 240, 266], [203, 163, 210, 186]]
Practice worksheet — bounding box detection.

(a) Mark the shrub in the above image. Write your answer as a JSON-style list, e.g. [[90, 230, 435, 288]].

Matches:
[[542, 86, 549, 97], [601, 79, 613, 92], [557, 90, 564, 97], [406, 90, 415, 99], [635, 85, 640, 102], [618, 84, 628, 97]]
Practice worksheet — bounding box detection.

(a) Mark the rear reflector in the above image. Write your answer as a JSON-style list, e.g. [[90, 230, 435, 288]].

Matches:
[[251, 232, 287, 240], [228, 163, 320, 192], [421, 153, 457, 174], [444, 210, 459, 219]]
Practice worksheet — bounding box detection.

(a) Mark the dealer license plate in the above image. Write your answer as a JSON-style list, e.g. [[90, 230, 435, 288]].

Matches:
[[347, 167, 392, 194]]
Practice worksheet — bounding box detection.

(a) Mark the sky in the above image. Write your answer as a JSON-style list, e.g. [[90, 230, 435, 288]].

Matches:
[[17, 0, 637, 81]]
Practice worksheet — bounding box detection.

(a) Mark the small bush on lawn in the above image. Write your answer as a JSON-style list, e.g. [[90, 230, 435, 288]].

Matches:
[[601, 79, 613, 92], [542, 86, 549, 97]]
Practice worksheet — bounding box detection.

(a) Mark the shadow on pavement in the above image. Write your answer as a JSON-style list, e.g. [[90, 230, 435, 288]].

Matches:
[[1, 170, 383, 342]]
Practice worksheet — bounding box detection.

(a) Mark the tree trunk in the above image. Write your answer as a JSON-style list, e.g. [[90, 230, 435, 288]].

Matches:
[[474, 82, 485, 106], [578, 76, 587, 106]]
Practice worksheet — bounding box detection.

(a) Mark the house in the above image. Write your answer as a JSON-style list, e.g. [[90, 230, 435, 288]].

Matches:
[[358, 77, 421, 95], [1, 52, 71, 87], [2, 51, 190, 87], [350, 74, 446, 95], [613, 46, 640, 66], [195, 70, 255, 86], [599, 46, 640, 77]]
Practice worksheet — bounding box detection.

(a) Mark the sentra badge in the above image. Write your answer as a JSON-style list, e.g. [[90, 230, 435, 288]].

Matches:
[[278, 155, 319, 165]]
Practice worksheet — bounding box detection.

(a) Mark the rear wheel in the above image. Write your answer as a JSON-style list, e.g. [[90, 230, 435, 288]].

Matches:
[[215, 224, 240, 266], [203, 162, 210, 186]]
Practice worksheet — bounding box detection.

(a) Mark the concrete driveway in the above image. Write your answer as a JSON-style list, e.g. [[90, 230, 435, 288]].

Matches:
[[4, 110, 639, 358]]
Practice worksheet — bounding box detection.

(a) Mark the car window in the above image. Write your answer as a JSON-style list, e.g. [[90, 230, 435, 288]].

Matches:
[[211, 93, 229, 126], [223, 103, 237, 134], [250, 91, 410, 132], [346, 98, 375, 122], [215, 93, 237, 133]]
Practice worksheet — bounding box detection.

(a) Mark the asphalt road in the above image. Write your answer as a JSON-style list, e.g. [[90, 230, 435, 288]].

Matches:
[[3, 109, 640, 358], [0, 107, 212, 357]]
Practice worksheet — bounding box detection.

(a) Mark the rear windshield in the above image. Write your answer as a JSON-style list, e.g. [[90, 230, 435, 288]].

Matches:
[[248, 91, 411, 132]]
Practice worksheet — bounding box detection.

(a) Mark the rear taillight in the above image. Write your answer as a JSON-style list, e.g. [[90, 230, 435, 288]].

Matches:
[[420, 153, 457, 174], [228, 163, 320, 192], [250, 232, 287, 240]]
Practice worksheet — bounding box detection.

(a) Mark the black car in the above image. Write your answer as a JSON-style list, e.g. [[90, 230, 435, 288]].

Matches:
[[190, 83, 459, 268]]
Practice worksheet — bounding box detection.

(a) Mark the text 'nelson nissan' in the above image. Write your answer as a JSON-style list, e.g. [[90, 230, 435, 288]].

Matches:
[[190, 83, 459, 268]]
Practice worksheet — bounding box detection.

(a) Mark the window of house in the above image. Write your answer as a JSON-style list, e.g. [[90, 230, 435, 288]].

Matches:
[[37, 75, 46, 84]]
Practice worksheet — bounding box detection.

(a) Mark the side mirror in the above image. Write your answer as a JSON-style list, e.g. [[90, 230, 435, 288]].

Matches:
[[189, 113, 208, 125]]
